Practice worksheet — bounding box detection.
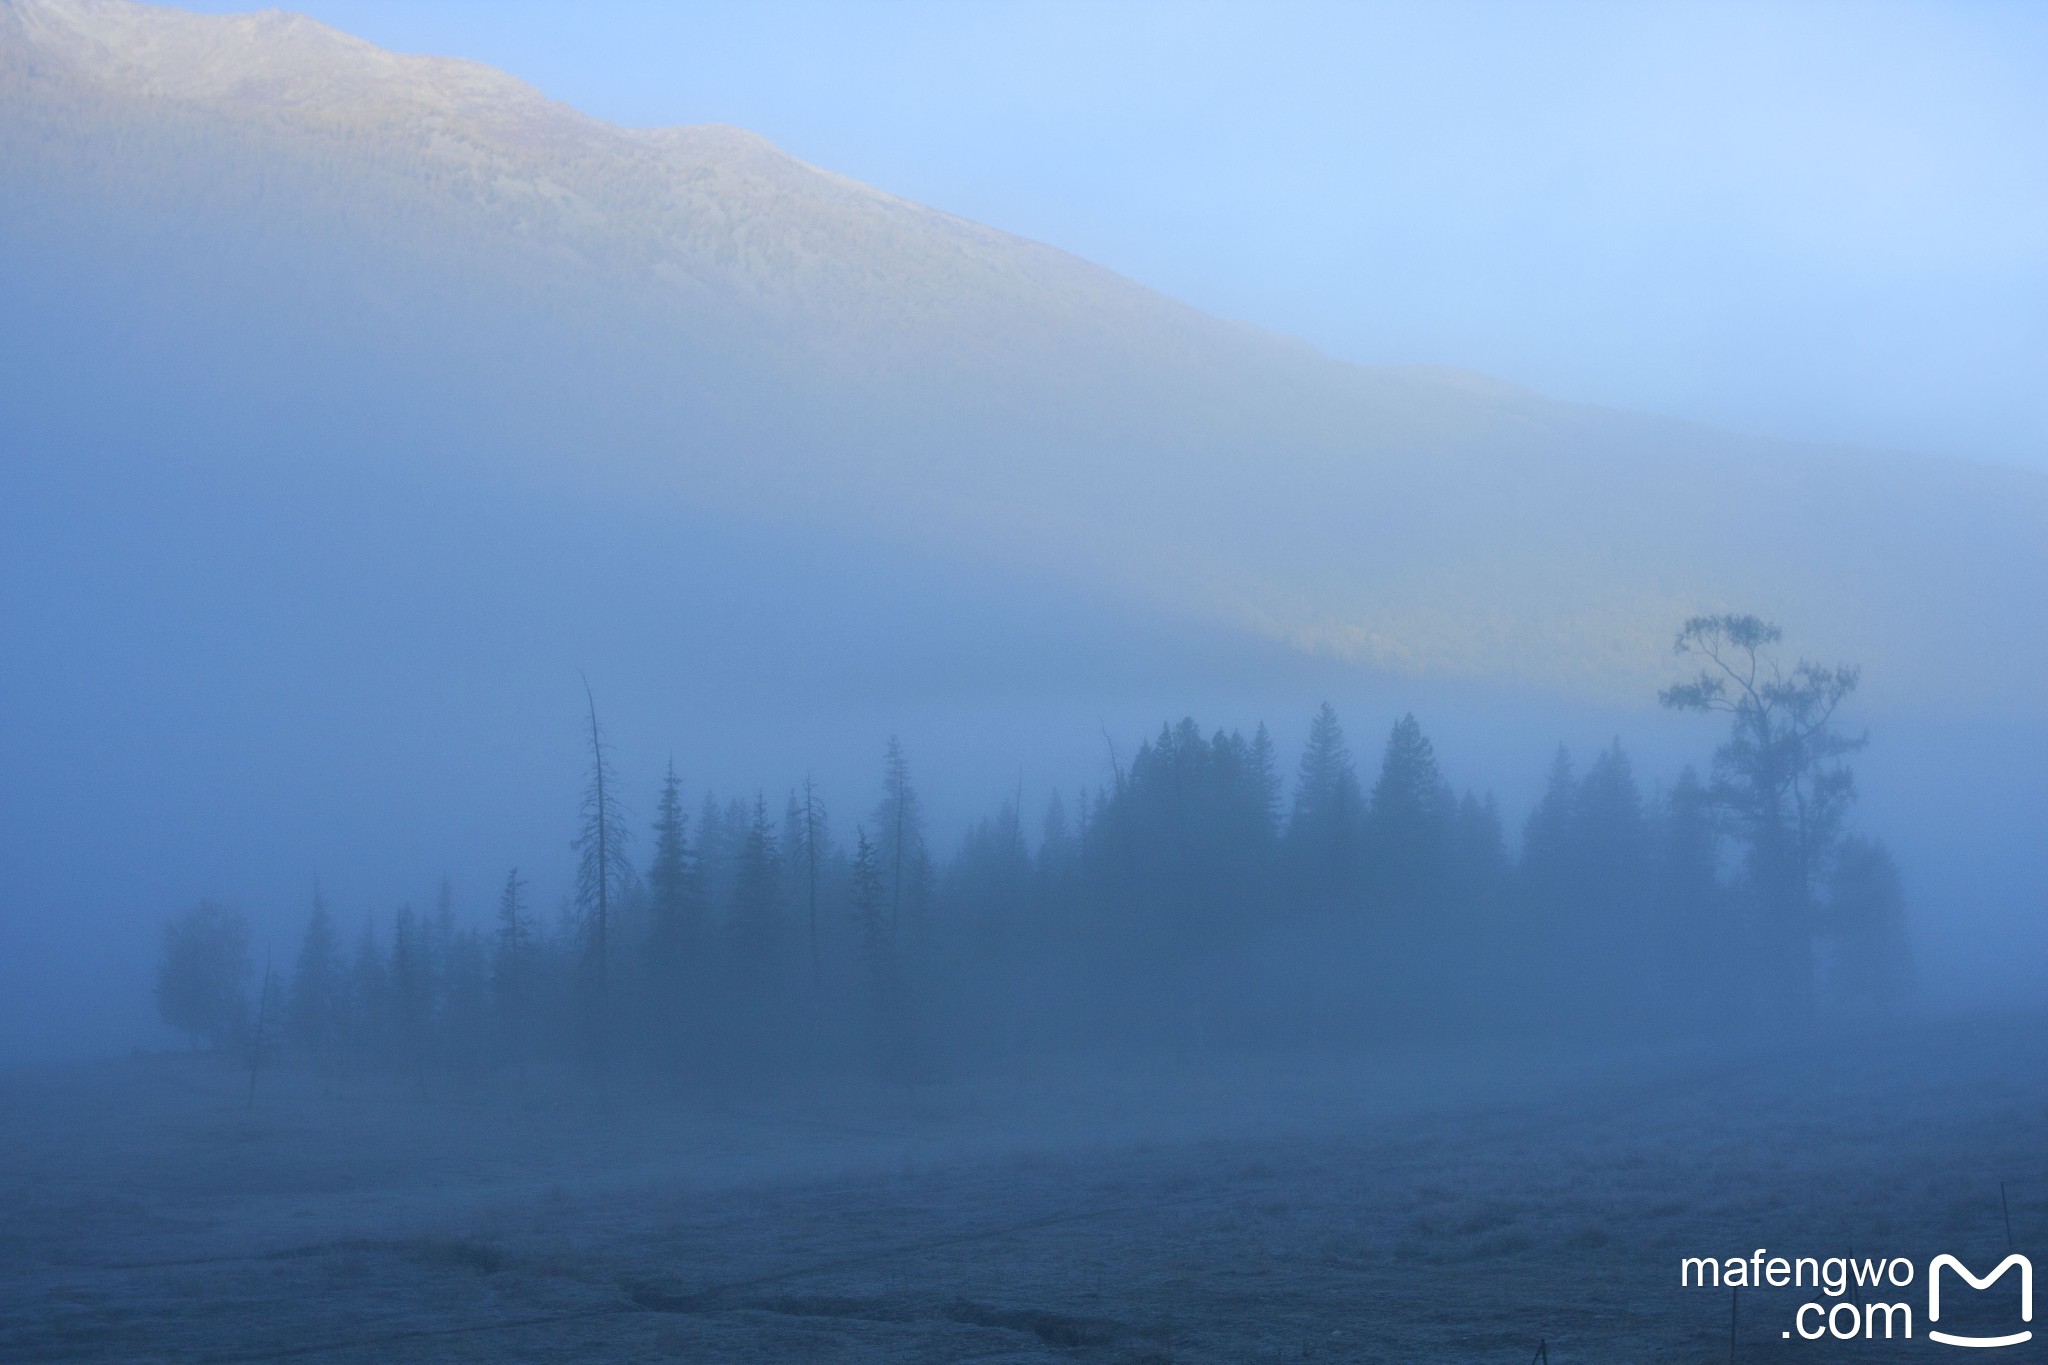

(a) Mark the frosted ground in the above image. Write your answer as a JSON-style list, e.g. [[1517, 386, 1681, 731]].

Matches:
[[3, 1020, 2040, 1363]]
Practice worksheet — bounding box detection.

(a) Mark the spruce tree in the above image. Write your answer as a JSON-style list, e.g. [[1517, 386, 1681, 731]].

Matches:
[[850, 826, 889, 970], [389, 903, 428, 1080], [493, 869, 535, 1075], [156, 901, 252, 1051], [1823, 836, 1911, 1011], [1248, 721, 1282, 839], [1363, 713, 1454, 906], [646, 761, 697, 972], [793, 777, 827, 999], [848, 826, 904, 1075], [286, 885, 342, 1067], [1287, 702, 1362, 898], [440, 927, 492, 1083], [1572, 740, 1652, 1020], [429, 876, 457, 1017], [1657, 766, 1732, 1021], [873, 738, 931, 940], [347, 914, 388, 1071], [1039, 791, 1074, 884], [730, 792, 783, 986]]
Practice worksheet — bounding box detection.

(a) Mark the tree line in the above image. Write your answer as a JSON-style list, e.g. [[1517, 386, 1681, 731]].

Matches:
[[155, 615, 1912, 1087]]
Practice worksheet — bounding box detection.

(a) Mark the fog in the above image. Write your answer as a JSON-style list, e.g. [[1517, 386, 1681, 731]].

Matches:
[[2, 1, 2045, 1360]]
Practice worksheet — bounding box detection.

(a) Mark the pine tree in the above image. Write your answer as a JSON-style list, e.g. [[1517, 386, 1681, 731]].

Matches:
[[1823, 836, 1911, 1011], [794, 777, 827, 999], [873, 738, 931, 941], [440, 927, 492, 1083], [389, 903, 429, 1080], [850, 826, 889, 970], [1572, 740, 1652, 1019], [430, 875, 456, 985], [156, 901, 251, 1051], [1657, 766, 1733, 1021], [493, 869, 536, 1075], [1287, 703, 1362, 898], [696, 790, 732, 914], [1039, 791, 1074, 884], [729, 792, 783, 985], [646, 761, 697, 963], [286, 885, 342, 1067], [1449, 790, 1508, 917], [848, 826, 905, 1076], [347, 914, 388, 1070], [1521, 746, 1578, 884], [950, 792, 1030, 938], [1248, 721, 1282, 839], [1363, 713, 1453, 905]]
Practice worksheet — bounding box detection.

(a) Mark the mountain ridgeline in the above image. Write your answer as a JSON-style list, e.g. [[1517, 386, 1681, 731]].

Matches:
[[4, 0, 2042, 710]]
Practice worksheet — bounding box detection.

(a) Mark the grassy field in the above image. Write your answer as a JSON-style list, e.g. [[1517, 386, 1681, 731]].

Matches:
[[2, 1018, 2040, 1363]]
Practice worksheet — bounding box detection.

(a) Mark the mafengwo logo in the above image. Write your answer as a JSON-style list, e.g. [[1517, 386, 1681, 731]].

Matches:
[[1681, 1250, 2032, 1347]]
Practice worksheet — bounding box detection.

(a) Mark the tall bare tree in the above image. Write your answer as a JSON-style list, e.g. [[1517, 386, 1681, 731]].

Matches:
[[573, 677, 631, 1067]]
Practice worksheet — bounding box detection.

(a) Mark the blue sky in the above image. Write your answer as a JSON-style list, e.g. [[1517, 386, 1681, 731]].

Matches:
[[175, 0, 2046, 470]]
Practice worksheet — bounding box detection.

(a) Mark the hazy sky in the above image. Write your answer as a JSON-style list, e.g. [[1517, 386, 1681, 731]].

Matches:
[[169, 0, 2048, 472]]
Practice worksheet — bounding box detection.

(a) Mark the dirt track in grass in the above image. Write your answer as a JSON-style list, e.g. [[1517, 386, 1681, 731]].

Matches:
[[3, 1019, 2041, 1363]]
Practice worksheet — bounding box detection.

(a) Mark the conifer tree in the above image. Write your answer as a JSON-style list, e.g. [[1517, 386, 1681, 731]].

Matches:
[[1287, 703, 1362, 898], [440, 927, 492, 1082], [1039, 791, 1074, 884], [848, 826, 905, 1075], [850, 826, 889, 971], [874, 738, 931, 940], [1572, 740, 1652, 1017], [695, 790, 731, 914], [347, 913, 388, 1070], [1363, 713, 1454, 905], [493, 869, 536, 1074], [286, 885, 342, 1067], [1657, 766, 1733, 1019], [156, 901, 252, 1051], [729, 792, 783, 986], [646, 761, 697, 970], [1448, 790, 1508, 927], [429, 876, 457, 1012], [389, 903, 429, 1079], [1823, 836, 1911, 1011], [794, 777, 827, 999], [1248, 721, 1282, 839], [1522, 746, 1578, 883]]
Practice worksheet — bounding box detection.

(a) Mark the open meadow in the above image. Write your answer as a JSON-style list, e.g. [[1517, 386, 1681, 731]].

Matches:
[[4, 1018, 2041, 1363]]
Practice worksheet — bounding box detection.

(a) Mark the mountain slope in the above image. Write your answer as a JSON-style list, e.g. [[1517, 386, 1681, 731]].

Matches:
[[2, 0, 2043, 713]]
